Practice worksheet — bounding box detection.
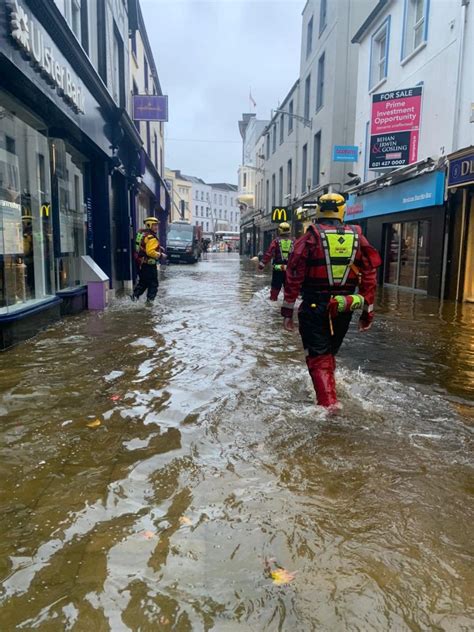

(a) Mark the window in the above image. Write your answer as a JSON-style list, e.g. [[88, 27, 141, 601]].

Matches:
[[306, 16, 313, 58], [304, 74, 311, 121], [320, 0, 327, 35], [287, 159, 292, 197], [272, 125, 276, 154], [266, 133, 270, 159], [301, 144, 308, 193], [312, 131, 321, 187], [370, 18, 390, 89], [384, 220, 430, 291], [97, 0, 107, 81], [201, 191, 204, 201], [131, 31, 137, 59], [402, 0, 428, 59], [271, 174, 276, 206], [316, 53, 325, 110], [71, 0, 81, 39], [280, 115, 284, 144], [144, 56, 149, 93], [266, 179, 269, 211], [146, 122, 151, 156], [219, 194, 222, 204], [154, 132, 158, 168], [112, 26, 125, 107], [288, 100, 294, 134], [278, 167, 283, 205]]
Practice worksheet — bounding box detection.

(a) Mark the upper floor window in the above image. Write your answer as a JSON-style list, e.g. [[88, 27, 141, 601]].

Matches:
[[266, 133, 270, 159], [402, 0, 428, 60], [272, 125, 276, 154], [304, 73, 311, 121], [370, 18, 390, 90], [319, 0, 327, 35], [288, 100, 294, 134], [144, 56, 149, 92], [280, 115, 284, 144], [306, 16, 313, 58], [316, 53, 325, 110]]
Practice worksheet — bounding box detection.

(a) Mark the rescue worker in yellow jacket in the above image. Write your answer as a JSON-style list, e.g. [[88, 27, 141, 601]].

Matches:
[[131, 217, 163, 304]]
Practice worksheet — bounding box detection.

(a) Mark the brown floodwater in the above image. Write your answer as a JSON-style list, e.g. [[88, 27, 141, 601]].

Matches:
[[0, 253, 473, 631]]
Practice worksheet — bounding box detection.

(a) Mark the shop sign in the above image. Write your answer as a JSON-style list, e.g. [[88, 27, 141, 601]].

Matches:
[[133, 95, 168, 122], [346, 170, 445, 219], [271, 206, 291, 223], [333, 145, 358, 162], [7, 0, 86, 114], [370, 87, 422, 170], [447, 153, 474, 188]]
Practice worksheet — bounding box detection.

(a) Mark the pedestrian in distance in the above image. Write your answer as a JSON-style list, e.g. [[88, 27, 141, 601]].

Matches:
[[281, 193, 382, 409], [258, 222, 295, 301], [131, 216, 164, 304]]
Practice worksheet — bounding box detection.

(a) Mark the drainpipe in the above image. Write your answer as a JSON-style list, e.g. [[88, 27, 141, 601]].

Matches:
[[452, 0, 469, 152]]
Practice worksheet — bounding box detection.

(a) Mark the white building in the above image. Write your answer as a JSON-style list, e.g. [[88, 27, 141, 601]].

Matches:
[[352, 0, 473, 180], [293, 0, 375, 203], [209, 183, 240, 237], [183, 176, 213, 239]]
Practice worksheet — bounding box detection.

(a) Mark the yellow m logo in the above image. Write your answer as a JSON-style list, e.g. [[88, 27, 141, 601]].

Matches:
[[272, 208, 287, 222]]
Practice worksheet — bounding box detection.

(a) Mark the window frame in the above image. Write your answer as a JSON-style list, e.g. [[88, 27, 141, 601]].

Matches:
[[306, 16, 313, 58], [319, 0, 327, 36], [401, 0, 429, 63], [369, 16, 390, 91], [316, 52, 325, 111]]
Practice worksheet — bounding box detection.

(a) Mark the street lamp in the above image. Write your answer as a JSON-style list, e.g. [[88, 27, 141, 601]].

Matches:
[[272, 108, 312, 129]]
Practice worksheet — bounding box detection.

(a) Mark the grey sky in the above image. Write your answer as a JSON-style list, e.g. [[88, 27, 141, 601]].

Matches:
[[141, 0, 304, 184]]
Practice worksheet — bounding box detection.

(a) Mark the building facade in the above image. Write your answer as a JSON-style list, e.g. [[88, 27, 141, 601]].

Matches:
[[0, 0, 149, 348], [349, 0, 473, 301], [129, 1, 168, 250]]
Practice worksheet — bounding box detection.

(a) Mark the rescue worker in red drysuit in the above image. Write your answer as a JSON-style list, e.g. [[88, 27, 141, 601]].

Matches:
[[258, 222, 294, 300], [281, 193, 381, 409], [131, 216, 164, 304]]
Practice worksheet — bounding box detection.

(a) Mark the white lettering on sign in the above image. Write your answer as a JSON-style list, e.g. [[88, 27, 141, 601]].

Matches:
[[7, 0, 85, 114]]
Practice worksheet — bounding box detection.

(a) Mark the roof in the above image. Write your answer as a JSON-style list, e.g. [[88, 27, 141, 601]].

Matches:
[[352, 0, 391, 44], [180, 174, 207, 185], [208, 183, 238, 191]]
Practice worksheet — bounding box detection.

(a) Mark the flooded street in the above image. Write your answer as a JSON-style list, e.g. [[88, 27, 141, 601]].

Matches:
[[0, 253, 473, 631]]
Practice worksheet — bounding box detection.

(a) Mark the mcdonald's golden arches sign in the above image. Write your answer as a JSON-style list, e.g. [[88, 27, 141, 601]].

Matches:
[[271, 206, 292, 223]]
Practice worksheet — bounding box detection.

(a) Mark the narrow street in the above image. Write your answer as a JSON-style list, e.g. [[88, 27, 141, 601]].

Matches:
[[0, 254, 473, 631]]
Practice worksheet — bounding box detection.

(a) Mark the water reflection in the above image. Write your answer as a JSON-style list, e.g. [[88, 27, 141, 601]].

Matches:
[[0, 254, 473, 630]]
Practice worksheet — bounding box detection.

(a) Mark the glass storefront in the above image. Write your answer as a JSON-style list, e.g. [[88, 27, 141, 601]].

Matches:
[[0, 91, 87, 314], [384, 220, 431, 292], [0, 93, 54, 313], [52, 139, 87, 290]]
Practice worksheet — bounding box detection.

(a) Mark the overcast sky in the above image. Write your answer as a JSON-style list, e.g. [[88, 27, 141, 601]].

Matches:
[[141, 0, 304, 185]]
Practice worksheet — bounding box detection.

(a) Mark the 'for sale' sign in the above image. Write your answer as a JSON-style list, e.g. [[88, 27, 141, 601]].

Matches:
[[369, 87, 422, 170]]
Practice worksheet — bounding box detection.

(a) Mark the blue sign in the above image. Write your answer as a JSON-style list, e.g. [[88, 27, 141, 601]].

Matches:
[[346, 171, 445, 220], [333, 145, 358, 162], [133, 95, 168, 121], [448, 153, 474, 188]]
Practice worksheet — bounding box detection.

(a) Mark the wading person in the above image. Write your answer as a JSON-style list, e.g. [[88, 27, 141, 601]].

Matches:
[[281, 193, 381, 409], [131, 217, 163, 304], [258, 222, 294, 301]]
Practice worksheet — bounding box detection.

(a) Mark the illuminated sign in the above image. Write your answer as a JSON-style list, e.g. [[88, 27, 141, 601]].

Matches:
[[7, 0, 85, 114], [271, 206, 292, 223], [448, 153, 474, 188]]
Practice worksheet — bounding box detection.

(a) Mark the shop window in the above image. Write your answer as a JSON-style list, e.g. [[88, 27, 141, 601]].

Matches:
[[51, 139, 87, 290], [0, 94, 55, 313], [384, 220, 430, 291]]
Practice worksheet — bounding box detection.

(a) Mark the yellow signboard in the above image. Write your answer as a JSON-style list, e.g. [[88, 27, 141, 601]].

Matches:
[[271, 206, 291, 223]]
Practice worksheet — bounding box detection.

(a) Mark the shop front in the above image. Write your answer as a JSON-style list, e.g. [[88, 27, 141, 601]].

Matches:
[[0, 0, 141, 347], [447, 148, 474, 303], [347, 169, 446, 297]]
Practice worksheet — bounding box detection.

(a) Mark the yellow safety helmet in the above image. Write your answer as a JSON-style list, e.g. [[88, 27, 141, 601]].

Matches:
[[277, 221, 291, 235], [144, 216, 159, 228], [316, 193, 346, 222]]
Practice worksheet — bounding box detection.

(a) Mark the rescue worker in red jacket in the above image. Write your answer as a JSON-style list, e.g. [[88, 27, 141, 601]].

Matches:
[[258, 222, 294, 300], [281, 193, 381, 409], [131, 217, 163, 304]]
